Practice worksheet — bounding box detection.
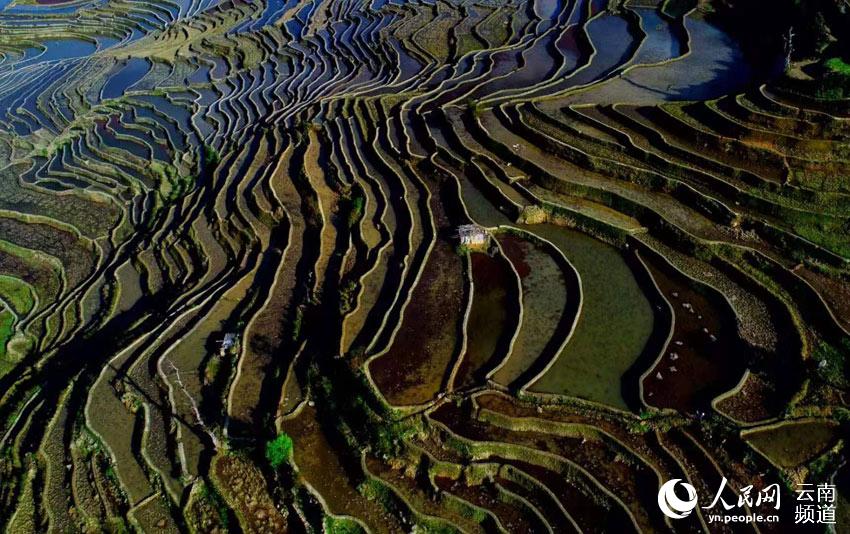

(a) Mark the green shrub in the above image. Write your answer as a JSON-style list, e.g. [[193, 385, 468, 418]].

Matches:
[[265, 433, 294, 468], [807, 443, 844, 483], [104, 464, 119, 485], [359, 478, 391, 503], [816, 58, 850, 100], [466, 98, 483, 119], [0, 311, 14, 359], [324, 516, 365, 534], [197, 481, 230, 529], [813, 338, 850, 389], [291, 306, 304, 341], [416, 520, 460, 534], [347, 194, 364, 228], [373, 419, 418, 457], [825, 57, 850, 76], [339, 280, 357, 315], [203, 144, 221, 167]]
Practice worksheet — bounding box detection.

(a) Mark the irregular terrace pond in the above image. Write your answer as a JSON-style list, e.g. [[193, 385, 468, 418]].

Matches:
[[527, 224, 654, 410]]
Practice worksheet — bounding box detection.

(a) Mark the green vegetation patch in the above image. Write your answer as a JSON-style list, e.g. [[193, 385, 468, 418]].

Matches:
[[324, 515, 366, 534], [265, 432, 294, 468], [0, 309, 15, 361], [813, 338, 850, 389], [0, 275, 35, 316], [203, 144, 221, 167], [825, 57, 850, 76], [814, 57, 850, 99], [152, 161, 194, 202]]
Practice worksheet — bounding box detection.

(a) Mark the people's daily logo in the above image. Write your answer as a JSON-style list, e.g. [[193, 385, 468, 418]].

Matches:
[[657, 479, 698, 519], [657, 477, 836, 526]]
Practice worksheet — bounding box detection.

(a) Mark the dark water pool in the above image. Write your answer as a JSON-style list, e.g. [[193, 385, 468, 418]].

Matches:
[[102, 58, 151, 100]]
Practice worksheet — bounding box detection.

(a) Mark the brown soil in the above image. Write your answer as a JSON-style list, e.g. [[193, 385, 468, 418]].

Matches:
[[280, 405, 400, 533], [211, 455, 287, 533], [640, 252, 749, 414], [454, 251, 516, 389], [714, 372, 780, 423], [430, 402, 662, 531], [795, 265, 850, 333], [492, 457, 634, 533], [496, 234, 531, 278], [434, 475, 541, 532], [369, 236, 464, 405]]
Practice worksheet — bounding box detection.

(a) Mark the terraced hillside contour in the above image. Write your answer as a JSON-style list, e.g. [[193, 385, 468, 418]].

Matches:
[[0, 0, 848, 532]]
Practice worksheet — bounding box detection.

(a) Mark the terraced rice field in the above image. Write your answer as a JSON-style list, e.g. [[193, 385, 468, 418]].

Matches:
[[0, 0, 848, 532]]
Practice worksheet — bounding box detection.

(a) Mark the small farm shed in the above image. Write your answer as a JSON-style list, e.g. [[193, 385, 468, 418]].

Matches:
[[218, 333, 238, 355], [457, 224, 489, 247]]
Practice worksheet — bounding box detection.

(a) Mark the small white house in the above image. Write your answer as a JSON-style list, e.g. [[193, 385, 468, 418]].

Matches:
[[457, 224, 489, 248], [218, 333, 238, 356]]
